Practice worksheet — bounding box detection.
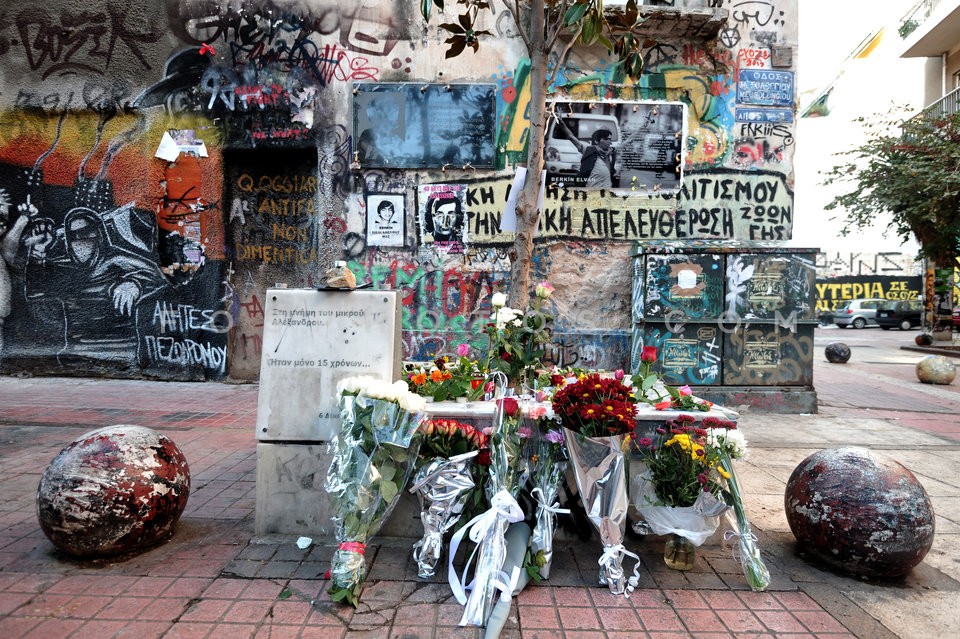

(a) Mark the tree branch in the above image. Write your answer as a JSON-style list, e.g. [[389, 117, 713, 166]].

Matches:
[[501, 0, 532, 53]]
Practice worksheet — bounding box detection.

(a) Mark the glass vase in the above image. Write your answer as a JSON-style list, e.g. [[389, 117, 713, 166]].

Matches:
[[663, 534, 696, 571]]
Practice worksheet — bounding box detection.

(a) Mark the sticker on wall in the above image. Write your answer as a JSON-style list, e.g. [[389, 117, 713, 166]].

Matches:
[[725, 254, 815, 321], [642, 254, 724, 321], [723, 324, 814, 386], [365, 193, 405, 248], [633, 322, 722, 386], [418, 184, 467, 254]]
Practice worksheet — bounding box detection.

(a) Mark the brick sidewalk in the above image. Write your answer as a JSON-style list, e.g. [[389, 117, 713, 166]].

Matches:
[[1, 328, 956, 638]]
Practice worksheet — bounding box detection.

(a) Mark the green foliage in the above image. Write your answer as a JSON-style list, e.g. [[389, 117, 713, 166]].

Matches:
[[821, 107, 960, 266]]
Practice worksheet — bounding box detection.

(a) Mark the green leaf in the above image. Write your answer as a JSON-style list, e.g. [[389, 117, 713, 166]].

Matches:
[[278, 588, 293, 600], [420, 0, 432, 21], [380, 461, 397, 482], [380, 479, 398, 503], [564, 2, 589, 26]]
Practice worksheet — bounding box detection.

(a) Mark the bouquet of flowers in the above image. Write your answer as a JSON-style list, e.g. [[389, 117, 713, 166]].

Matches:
[[631, 415, 736, 571], [483, 283, 554, 390], [712, 424, 770, 591], [409, 418, 488, 578], [552, 373, 641, 596], [325, 376, 427, 606], [448, 375, 527, 627], [527, 415, 568, 580], [406, 344, 484, 402]]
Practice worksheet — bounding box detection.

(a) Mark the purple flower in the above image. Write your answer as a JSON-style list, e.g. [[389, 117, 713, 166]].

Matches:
[[697, 472, 708, 485], [638, 437, 653, 447], [545, 429, 565, 444], [656, 427, 666, 434], [518, 424, 533, 439], [614, 369, 625, 381], [456, 343, 470, 357]]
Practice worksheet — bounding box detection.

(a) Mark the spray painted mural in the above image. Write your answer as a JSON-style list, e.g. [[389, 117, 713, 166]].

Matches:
[[0, 1, 799, 385], [0, 113, 227, 379]]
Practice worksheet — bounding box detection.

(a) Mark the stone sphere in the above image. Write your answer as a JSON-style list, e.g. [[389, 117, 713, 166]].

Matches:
[[916, 355, 956, 385], [785, 447, 934, 578], [824, 342, 851, 364], [37, 425, 190, 558]]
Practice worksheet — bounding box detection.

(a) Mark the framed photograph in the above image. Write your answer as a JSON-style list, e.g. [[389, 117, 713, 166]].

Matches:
[[544, 100, 685, 194], [365, 193, 405, 247], [353, 83, 497, 169]]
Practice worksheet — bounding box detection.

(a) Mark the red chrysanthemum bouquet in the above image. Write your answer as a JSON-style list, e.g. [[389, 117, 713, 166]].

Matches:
[[551, 373, 640, 596], [551, 373, 637, 438]]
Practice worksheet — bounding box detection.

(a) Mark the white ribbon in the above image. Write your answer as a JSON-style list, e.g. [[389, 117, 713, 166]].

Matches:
[[531, 487, 571, 518], [598, 543, 643, 595], [447, 489, 524, 605], [723, 528, 759, 563]]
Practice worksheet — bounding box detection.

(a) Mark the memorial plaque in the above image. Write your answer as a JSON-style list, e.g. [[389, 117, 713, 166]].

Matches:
[[256, 288, 401, 442]]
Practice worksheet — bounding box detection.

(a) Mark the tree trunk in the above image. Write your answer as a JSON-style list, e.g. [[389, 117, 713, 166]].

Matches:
[[507, 1, 547, 310], [930, 255, 955, 342]]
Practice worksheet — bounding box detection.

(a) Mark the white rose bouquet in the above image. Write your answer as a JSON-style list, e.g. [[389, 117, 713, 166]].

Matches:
[[325, 375, 427, 606]]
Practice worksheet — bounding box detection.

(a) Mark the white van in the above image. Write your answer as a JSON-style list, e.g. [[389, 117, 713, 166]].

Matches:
[[544, 113, 621, 185]]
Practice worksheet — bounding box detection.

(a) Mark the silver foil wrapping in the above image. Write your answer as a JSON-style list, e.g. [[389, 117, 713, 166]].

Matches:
[[564, 428, 631, 595], [325, 393, 423, 604], [410, 451, 477, 578], [529, 442, 568, 579], [449, 374, 525, 628]]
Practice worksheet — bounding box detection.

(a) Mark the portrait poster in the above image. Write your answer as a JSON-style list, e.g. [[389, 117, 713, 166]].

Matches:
[[544, 100, 685, 194], [354, 83, 497, 169], [365, 193, 405, 247], [418, 184, 467, 254]]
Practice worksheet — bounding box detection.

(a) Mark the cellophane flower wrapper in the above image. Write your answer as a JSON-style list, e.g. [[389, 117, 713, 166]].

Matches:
[[449, 380, 525, 627], [325, 391, 424, 606], [564, 428, 638, 596], [410, 451, 477, 578], [529, 436, 567, 579], [719, 452, 770, 591], [630, 462, 727, 547]]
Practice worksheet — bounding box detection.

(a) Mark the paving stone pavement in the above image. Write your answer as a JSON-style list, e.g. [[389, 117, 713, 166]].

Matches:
[[0, 327, 957, 638]]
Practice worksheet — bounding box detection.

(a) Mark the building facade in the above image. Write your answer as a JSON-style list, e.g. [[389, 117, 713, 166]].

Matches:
[[0, 1, 807, 407]]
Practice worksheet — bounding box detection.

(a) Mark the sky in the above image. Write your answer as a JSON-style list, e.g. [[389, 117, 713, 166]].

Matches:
[[791, 0, 926, 264]]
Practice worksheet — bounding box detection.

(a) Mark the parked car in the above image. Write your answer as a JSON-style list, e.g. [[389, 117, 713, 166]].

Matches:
[[876, 299, 923, 331], [953, 307, 960, 329], [833, 298, 887, 329]]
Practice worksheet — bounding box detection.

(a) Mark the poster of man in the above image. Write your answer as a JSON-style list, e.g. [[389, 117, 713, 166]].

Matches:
[[418, 184, 467, 254], [544, 100, 685, 194], [365, 193, 405, 247]]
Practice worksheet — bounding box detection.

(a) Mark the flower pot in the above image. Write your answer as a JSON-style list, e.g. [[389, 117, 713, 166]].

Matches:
[[663, 534, 696, 571]]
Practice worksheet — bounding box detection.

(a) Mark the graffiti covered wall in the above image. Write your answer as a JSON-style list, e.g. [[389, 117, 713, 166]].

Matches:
[[0, 0, 799, 381]]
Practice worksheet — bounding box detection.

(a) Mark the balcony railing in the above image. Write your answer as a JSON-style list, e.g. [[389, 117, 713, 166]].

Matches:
[[900, 0, 945, 38], [923, 85, 960, 118]]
